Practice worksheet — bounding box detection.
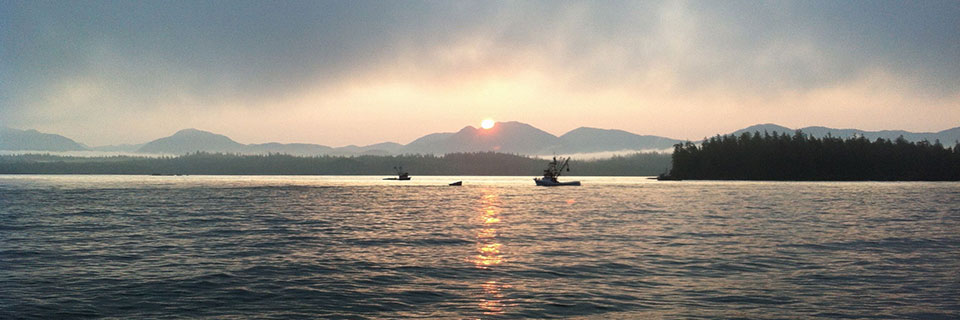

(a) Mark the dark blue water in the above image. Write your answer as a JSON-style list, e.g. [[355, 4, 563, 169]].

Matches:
[[2, 176, 959, 319]]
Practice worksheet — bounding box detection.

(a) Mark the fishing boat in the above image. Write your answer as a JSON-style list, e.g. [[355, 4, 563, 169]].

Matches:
[[534, 156, 581, 186], [383, 166, 411, 180], [449, 181, 462, 186], [655, 168, 681, 181], [656, 173, 681, 181]]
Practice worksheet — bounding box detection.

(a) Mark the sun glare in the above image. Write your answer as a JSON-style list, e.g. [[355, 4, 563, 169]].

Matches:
[[481, 119, 495, 129]]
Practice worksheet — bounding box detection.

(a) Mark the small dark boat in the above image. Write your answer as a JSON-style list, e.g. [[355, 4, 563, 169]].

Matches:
[[449, 181, 462, 186], [656, 173, 681, 181], [534, 156, 580, 186], [383, 166, 411, 180]]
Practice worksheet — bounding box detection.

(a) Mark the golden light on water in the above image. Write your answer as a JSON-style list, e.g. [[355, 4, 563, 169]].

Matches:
[[479, 280, 511, 314], [477, 228, 497, 239], [475, 242, 503, 267], [472, 188, 511, 315], [474, 191, 503, 268]]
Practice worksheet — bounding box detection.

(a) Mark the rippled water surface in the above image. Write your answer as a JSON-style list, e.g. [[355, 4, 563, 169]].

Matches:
[[2, 175, 959, 319]]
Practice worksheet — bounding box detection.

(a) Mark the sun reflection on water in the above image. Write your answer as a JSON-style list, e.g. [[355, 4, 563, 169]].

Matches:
[[474, 189, 504, 269], [473, 188, 512, 315]]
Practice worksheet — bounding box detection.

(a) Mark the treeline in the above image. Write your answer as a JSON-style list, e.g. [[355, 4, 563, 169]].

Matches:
[[670, 131, 960, 181], [0, 151, 671, 176]]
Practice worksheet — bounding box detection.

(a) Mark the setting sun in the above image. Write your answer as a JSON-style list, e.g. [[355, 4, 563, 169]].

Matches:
[[481, 119, 495, 129]]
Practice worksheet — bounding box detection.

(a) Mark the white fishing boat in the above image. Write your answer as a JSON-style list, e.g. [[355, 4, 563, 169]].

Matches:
[[534, 156, 580, 186]]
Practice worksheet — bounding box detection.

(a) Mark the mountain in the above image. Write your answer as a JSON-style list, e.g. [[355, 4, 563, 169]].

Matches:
[[559, 127, 682, 152], [402, 132, 455, 153], [245, 143, 333, 156], [138, 129, 245, 154], [138, 129, 343, 155], [135, 128, 414, 156], [797, 126, 960, 143], [401, 122, 683, 155], [328, 142, 403, 156], [402, 121, 561, 154], [355, 142, 404, 154], [730, 123, 960, 144], [9, 122, 956, 157], [731, 123, 795, 137], [0, 127, 88, 151], [939, 127, 960, 145]]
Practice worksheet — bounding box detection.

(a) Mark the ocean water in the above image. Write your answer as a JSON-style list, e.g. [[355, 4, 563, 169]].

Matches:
[[1, 175, 958, 319]]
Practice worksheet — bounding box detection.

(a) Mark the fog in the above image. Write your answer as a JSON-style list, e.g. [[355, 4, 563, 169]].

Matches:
[[2, 1, 958, 146]]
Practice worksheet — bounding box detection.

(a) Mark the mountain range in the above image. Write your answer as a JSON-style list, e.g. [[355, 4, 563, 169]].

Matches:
[[2, 122, 958, 156], [732, 123, 960, 144], [0, 127, 88, 151]]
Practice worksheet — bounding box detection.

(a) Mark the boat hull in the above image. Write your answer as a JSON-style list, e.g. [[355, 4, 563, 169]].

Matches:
[[656, 174, 681, 181], [534, 178, 581, 186], [383, 177, 411, 180]]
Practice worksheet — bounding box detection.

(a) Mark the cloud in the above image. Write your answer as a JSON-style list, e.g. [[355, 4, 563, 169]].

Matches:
[[1, 0, 958, 145]]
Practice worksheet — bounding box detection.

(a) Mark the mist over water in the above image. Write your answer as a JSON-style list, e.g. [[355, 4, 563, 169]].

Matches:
[[2, 176, 958, 318], [533, 148, 675, 160]]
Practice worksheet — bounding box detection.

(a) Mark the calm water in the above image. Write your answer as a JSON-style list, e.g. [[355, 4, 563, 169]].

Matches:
[[1, 175, 958, 319]]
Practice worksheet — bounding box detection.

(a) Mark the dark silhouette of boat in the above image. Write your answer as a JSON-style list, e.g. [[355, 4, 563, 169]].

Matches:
[[383, 166, 411, 180], [656, 173, 681, 181], [656, 168, 681, 181], [534, 156, 581, 186], [449, 181, 462, 186]]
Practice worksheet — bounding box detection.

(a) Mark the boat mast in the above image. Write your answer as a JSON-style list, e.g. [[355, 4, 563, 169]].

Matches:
[[558, 157, 570, 174]]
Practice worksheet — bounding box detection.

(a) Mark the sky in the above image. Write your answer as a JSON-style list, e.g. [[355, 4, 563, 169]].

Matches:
[[2, 0, 959, 147]]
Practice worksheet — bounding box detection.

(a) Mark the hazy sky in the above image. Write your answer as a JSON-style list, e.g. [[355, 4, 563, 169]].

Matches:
[[2, 0, 958, 146]]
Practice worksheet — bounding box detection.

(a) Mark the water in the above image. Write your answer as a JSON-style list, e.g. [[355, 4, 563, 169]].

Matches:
[[1, 175, 958, 319]]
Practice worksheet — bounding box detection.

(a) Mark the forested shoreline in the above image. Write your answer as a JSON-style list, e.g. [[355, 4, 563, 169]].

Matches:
[[0, 152, 671, 176], [670, 131, 960, 181]]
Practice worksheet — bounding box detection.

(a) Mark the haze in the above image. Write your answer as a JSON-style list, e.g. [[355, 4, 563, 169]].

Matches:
[[2, 0, 958, 147]]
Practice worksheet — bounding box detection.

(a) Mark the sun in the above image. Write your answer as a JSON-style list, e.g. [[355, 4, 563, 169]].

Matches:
[[481, 119, 495, 129]]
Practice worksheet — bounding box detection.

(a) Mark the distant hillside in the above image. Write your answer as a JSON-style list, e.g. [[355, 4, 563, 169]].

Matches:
[[419, 121, 560, 154], [403, 132, 455, 153], [133, 122, 681, 156], [245, 143, 333, 156], [0, 127, 88, 151], [731, 124, 795, 137], [559, 127, 681, 152], [138, 129, 343, 156], [730, 123, 960, 144], [8, 122, 956, 157], [138, 129, 245, 154], [939, 127, 960, 145], [402, 122, 680, 155], [331, 142, 404, 156], [360, 142, 404, 154]]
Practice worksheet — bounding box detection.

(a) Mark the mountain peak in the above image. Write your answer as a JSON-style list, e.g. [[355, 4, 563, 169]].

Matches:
[[559, 126, 682, 152], [0, 127, 88, 151], [171, 128, 215, 136], [138, 128, 243, 154], [563, 127, 629, 135], [404, 121, 560, 154], [733, 123, 794, 135]]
